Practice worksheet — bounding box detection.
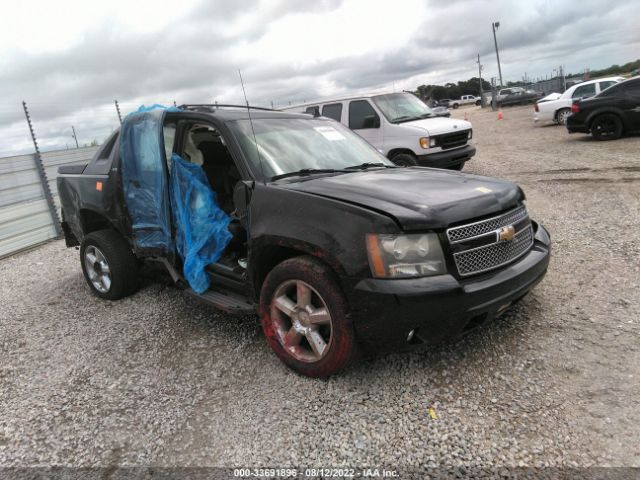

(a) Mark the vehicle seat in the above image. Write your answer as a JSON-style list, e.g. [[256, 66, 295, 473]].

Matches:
[[199, 141, 235, 213], [183, 132, 204, 166]]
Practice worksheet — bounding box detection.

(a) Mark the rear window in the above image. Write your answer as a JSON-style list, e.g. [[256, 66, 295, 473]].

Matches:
[[596, 82, 623, 97], [623, 80, 640, 98], [84, 132, 119, 175], [598, 81, 617, 92], [572, 83, 596, 99], [321, 103, 343, 122]]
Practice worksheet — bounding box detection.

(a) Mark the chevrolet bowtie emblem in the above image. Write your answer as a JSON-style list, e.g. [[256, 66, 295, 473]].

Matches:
[[498, 225, 515, 242]]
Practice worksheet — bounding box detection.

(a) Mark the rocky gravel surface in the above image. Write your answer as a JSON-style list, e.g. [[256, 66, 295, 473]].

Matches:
[[0, 105, 638, 475]]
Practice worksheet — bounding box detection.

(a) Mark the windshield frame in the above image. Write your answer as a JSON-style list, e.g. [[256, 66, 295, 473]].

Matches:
[[371, 93, 434, 124], [225, 116, 395, 182]]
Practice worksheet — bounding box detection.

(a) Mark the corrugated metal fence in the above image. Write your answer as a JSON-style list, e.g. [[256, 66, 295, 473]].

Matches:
[[0, 146, 99, 258]]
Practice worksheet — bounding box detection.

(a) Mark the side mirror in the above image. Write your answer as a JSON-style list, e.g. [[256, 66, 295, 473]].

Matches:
[[362, 114, 380, 129], [232, 180, 254, 225]]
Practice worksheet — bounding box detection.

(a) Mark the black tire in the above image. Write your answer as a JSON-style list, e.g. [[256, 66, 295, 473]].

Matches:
[[260, 256, 356, 378], [80, 229, 140, 300], [555, 108, 571, 125], [452, 103, 459, 109], [391, 153, 418, 167], [475, 100, 481, 106], [590, 114, 623, 141]]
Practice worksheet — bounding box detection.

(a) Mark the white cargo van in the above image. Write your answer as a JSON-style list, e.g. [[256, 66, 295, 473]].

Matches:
[[281, 92, 475, 169]]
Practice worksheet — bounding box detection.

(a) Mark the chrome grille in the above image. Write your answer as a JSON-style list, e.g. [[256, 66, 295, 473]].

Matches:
[[447, 206, 528, 243], [453, 224, 534, 277]]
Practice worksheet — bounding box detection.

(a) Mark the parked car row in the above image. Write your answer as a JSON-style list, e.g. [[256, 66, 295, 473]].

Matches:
[[567, 76, 640, 140], [534, 76, 624, 125], [57, 92, 551, 377], [534, 75, 640, 141], [496, 87, 543, 107], [432, 95, 481, 108]]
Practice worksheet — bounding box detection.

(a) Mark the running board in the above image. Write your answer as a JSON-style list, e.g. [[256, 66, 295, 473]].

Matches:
[[185, 288, 256, 315]]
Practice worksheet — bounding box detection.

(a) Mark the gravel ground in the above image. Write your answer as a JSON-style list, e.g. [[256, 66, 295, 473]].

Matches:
[[1, 105, 638, 473]]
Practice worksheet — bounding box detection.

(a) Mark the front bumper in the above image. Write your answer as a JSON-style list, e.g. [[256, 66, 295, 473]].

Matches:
[[416, 144, 476, 168], [348, 223, 551, 353]]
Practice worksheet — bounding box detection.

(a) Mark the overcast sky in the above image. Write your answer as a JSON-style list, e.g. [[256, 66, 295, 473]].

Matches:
[[1, 0, 639, 156]]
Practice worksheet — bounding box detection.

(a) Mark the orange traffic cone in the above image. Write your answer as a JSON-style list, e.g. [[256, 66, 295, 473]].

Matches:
[[497, 110, 504, 120], [464, 112, 469, 121]]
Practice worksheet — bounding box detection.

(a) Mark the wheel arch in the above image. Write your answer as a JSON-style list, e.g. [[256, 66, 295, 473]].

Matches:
[[387, 148, 417, 160], [79, 208, 122, 239], [251, 239, 347, 300], [586, 108, 626, 132]]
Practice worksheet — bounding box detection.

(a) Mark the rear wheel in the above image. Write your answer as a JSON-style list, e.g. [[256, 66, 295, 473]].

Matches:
[[391, 153, 417, 167], [80, 229, 139, 300], [555, 108, 571, 125], [260, 256, 355, 378], [591, 114, 623, 140]]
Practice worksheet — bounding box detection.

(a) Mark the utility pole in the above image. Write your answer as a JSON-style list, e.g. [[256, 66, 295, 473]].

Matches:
[[114, 99, 123, 124], [71, 126, 79, 149], [492, 22, 503, 87], [22, 101, 62, 237], [476, 54, 484, 107]]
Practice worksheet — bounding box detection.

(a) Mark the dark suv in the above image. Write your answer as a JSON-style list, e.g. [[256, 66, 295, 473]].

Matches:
[[567, 76, 640, 140], [58, 105, 550, 377]]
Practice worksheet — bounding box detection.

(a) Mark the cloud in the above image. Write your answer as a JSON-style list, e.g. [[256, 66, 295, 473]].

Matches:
[[1, 0, 639, 155]]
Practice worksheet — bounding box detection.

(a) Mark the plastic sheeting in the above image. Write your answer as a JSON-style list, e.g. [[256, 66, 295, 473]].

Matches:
[[170, 153, 232, 294], [120, 105, 179, 252]]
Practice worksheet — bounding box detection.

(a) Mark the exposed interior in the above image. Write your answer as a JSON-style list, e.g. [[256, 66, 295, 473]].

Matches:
[[166, 121, 248, 276]]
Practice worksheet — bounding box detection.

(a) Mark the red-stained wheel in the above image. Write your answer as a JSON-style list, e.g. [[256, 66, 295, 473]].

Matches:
[[260, 256, 356, 378]]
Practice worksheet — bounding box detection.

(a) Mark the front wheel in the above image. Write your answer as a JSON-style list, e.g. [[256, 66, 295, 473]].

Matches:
[[452, 103, 459, 109], [475, 100, 481, 106], [260, 256, 356, 378], [391, 153, 417, 167], [80, 229, 140, 300], [591, 114, 623, 140]]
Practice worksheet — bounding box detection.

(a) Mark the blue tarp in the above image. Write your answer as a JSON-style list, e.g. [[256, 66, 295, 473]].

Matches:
[[170, 153, 232, 294], [121, 104, 232, 293], [120, 105, 179, 251]]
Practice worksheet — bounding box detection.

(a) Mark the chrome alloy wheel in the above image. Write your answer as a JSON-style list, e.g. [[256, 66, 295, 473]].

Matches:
[[84, 245, 111, 293], [270, 280, 333, 363], [557, 109, 571, 125]]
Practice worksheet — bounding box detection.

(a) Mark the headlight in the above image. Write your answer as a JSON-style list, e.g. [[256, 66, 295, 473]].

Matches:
[[419, 137, 430, 149], [365, 233, 447, 278], [467, 129, 473, 139]]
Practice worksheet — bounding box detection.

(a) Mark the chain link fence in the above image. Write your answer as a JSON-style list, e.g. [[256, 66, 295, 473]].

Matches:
[[0, 100, 147, 258]]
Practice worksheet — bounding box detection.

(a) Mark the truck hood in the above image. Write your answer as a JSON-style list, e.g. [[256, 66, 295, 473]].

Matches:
[[280, 168, 523, 231], [398, 116, 472, 136]]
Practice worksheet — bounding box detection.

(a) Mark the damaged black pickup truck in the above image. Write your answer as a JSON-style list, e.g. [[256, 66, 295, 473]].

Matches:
[[58, 105, 550, 377]]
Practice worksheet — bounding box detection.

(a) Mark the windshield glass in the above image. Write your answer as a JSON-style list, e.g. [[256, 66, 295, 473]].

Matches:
[[372, 93, 433, 123], [228, 118, 393, 180]]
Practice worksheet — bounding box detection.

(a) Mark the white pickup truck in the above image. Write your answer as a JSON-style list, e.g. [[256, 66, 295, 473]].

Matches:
[[450, 95, 482, 109]]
